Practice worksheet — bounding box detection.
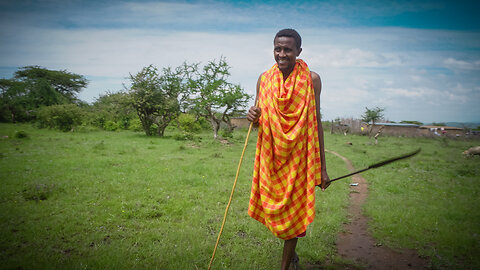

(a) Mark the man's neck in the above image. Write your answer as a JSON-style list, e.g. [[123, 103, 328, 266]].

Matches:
[[282, 69, 293, 81]]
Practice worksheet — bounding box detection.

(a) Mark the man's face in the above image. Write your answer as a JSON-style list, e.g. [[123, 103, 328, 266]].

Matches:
[[274, 36, 302, 76]]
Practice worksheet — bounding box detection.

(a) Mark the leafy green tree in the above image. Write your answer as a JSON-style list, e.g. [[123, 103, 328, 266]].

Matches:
[[14, 66, 87, 103], [0, 66, 88, 122], [185, 57, 251, 139], [361, 106, 385, 137], [0, 79, 31, 122], [362, 106, 385, 125], [128, 65, 183, 136]]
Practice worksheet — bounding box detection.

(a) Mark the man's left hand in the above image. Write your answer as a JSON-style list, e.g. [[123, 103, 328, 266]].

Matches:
[[319, 171, 330, 191]]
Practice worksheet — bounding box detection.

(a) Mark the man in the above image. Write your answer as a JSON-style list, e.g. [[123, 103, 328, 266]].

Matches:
[[247, 29, 330, 270]]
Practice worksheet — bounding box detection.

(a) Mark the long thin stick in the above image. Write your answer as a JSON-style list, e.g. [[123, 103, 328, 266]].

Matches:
[[328, 148, 421, 183], [207, 121, 255, 270]]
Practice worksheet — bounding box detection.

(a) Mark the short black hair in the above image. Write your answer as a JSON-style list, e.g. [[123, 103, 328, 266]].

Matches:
[[274, 29, 302, 49]]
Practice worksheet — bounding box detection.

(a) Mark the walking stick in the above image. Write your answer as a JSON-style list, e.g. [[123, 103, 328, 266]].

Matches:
[[327, 148, 421, 183], [207, 119, 256, 270]]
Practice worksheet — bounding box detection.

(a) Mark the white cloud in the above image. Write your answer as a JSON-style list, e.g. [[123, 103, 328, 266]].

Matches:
[[0, 1, 478, 123], [382, 87, 423, 97], [443, 57, 480, 71], [307, 47, 401, 68]]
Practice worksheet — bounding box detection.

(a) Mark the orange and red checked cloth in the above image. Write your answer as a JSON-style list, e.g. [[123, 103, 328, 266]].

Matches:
[[248, 59, 322, 240]]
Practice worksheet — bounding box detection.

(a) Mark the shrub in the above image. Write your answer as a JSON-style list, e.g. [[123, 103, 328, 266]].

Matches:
[[36, 104, 84, 132], [173, 132, 195, 141], [128, 118, 143, 132], [177, 114, 202, 133], [104, 120, 121, 131], [14, 130, 28, 138], [220, 127, 234, 138]]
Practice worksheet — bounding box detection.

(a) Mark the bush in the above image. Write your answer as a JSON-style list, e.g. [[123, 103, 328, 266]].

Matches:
[[14, 130, 28, 138], [220, 127, 234, 138], [173, 132, 195, 141], [177, 114, 202, 133], [128, 118, 143, 132], [36, 104, 84, 132], [104, 120, 121, 131]]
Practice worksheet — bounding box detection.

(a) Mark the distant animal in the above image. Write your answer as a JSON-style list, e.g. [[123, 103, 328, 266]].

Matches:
[[463, 146, 480, 156]]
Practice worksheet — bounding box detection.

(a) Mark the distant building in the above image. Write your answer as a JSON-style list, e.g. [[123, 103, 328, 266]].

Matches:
[[230, 117, 251, 129], [367, 123, 421, 137], [419, 125, 464, 137]]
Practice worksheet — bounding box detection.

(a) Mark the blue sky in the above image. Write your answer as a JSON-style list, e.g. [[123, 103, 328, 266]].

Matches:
[[1, 0, 479, 123]]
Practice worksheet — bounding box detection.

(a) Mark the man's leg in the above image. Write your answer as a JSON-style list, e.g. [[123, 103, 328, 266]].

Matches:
[[281, 238, 298, 270]]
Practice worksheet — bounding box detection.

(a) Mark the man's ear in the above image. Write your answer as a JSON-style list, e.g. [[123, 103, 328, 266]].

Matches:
[[297, 48, 302, 56]]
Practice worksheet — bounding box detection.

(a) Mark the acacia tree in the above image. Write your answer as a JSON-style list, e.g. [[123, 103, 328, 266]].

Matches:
[[14, 66, 87, 104], [185, 57, 251, 139], [0, 66, 88, 122], [361, 106, 385, 137], [128, 65, 183, 136]]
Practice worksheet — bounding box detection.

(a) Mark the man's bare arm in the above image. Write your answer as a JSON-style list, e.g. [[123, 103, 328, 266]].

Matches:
[[247, 74, 262, 125], [311, 71, 330, 190]]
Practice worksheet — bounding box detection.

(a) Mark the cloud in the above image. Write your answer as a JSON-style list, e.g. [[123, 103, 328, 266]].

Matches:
[[0, 0, 478, 123], [308, 47, 402, 68], [443, 57, 480, 71], [382, 87, 424, 98]]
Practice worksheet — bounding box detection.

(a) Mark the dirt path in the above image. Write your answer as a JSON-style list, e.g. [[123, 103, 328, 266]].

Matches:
[[328, 150, 429, 270]]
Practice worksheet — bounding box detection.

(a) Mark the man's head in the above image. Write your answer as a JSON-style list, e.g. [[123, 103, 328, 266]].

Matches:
[[273, 29, 302, 77], [274, 29, 302, 50]]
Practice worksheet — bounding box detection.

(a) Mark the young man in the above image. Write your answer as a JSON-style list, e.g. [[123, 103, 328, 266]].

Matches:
[[247, 29, 330, 270]]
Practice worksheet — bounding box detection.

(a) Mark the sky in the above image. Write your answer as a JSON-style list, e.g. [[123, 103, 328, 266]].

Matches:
[[1, 0, 479, 123]]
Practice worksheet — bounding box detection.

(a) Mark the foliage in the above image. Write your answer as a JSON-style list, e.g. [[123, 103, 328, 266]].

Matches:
[[14, 130, 28, 139], [400, 120, 423, 125], [127, 118, 143, 132], [184, 57, 251, 139], [0, 66, 87, 123], [89, 91, 136, 131], [361, 106, 385, 137], [128, 65, 184, 136], [14, 66, 87, 102], [103, 120, 121, 131], [361, 106, 385, 124], [177, 113, 202, 133], [0, 79, 33, 122], [220, 127, 234, 138], [36, 104, 84, 132]]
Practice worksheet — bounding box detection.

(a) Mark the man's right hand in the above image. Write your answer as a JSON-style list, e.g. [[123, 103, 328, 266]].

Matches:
[[247, 106, 261, 123]]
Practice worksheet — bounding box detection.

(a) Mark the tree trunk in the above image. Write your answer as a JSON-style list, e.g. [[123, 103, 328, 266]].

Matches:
[[210, 118, 220, 139]]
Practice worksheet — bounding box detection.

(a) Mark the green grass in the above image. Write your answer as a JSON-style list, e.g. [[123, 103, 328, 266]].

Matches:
[[0, 123, 351, 269], [326, 133, 480, 269], [1, 124, 478, 269]]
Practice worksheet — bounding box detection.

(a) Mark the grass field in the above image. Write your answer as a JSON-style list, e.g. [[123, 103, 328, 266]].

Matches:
[[0, 123, 479, 269]]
